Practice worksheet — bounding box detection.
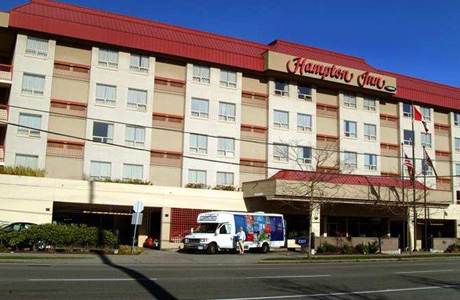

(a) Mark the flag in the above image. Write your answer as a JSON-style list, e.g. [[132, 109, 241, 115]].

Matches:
[[403, 153, 414, 177], [414, 106, 423, 121], [423, 147, 438, 178]]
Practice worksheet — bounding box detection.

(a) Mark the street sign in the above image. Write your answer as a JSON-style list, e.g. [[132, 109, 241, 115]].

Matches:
[[131, 212, 143, 225], [133, 201, 144, 213], [295, 236, 309, 246]]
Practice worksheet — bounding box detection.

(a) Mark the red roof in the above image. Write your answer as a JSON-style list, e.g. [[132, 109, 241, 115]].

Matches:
[[269, 170, 426, 190], [8, 0, 460, 111]]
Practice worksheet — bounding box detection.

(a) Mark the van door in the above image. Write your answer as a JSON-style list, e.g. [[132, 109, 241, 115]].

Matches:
[[216, 223, 233, 249]]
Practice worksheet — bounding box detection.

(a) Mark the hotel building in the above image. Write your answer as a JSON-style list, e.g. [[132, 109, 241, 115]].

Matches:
[[1, 0, 460, 250]]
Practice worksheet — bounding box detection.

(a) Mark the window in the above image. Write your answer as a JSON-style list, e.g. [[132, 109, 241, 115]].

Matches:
[[188, 169, 206, 184], [421, 132, 432, 148], [344, 152, 357, 169], [129, 54, 149, 73], [125, 126, 145, 148], [404, 130, 414, 146], [123, 164, 143, 180], [364, 124, 377, 141], [189, 134, 208, 154], [344, 120, 357, 138], [403, 103, 412, 118], [273, 144, 288, 162], [343, 94, 356, 108], [92, 122, 113, 144], [456, 164, 460, 175], [420, 107, 431, 121], [297, 113, 312, 132], [364, 154, 377, 170], [217, 137, 235, 157], [454, 113, 460, 127], [191, 98, 209, 119], [218, 102, 236, 122], [363, 98, 376, 111], [21, 74, 45, 96], [274, 110, 289, 129], [98, 49, 118, 69], [217, 172, 234, 186], [18, 113, 41, 137], [220, 70, 237, 88], [297, 85, 312, 100], [297, 147, 312, 164], [193, 65, 210, 84], [25, 37, 48, 57], [127, 89, 147, 111], [15, 154, 38, 169], [455, 138, 460, 152], [96, 84, 116, 106], [274, 81, 289, 97], [90, 161, 111, 180]]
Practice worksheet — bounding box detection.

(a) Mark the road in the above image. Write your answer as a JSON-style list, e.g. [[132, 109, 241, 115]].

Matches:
[[1, 254, 460, 299]]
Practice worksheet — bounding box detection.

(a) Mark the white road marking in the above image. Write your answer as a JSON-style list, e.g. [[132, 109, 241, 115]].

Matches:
[[29, 278, 157, 282], [246, 275, 331, 279], [211, 284, 460, 300], [396, 269, 454, 274]]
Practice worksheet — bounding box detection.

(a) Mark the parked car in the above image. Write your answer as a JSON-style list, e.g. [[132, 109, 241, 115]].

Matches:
[[1, 222, 36, 233]]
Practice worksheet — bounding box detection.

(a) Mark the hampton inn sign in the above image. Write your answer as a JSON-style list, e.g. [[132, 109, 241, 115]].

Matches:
[[264, 51, 397, 93]]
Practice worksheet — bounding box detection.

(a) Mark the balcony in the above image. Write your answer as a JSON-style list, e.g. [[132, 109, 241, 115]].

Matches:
[[0, 104, 7, 121], [0, 64, 12, 86], [0, 146, 4, 165], [150, 149, 182, 167], [241, 124, 267, 141]]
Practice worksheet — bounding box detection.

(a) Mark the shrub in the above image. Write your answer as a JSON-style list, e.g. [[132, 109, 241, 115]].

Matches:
[[185, 183, 209, 189], [355, 243, 369, 254], [368, 241, 379, 254], [317, 242, 339, 254], [340, 243, 356, 255], [212, 185, 237, 191], [0, 166, 46, 177], [118, 245, 143, 255], [3, 224, 117, 251], [445, 243, 460, 253]]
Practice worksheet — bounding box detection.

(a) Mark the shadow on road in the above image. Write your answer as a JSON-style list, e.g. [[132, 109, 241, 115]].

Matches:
[[402, 275, 460, 292], [96, 252, 177, 300]]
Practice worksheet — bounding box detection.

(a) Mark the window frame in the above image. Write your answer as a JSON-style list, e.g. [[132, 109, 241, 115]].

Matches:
[[25, 37, 48, 58], [217, 137, 235, 158], [297, 85, 312, 101], [122, 164, 144, 181], [364, 123, 377, 141], [403, 103, 412, 118], [343, 151, 358, 169], [95, 84, 117, 107], [129, 54, 149, 73], [90, 161, 111, 180], [404, 130, 414, 146], [98, 49, 119, 69], [191, 98, 209, 119], [189, 134, 208, 154], [127, 88, 147, 111], [363, 98, 376, 112], [297, 146, 312, 164], [17, 113, 41, 138], [274, 81, 289, 97], [343, 94, 357, 108], [420, 107, 431, 122], [364, 153, 377, 170], [216, 172, 234, 186], [220, 70, 237, 88], [297, 113, 312, 132], [421, 132, 432, 149], [92, 122, 114, 144], [125, 125, 145, 148], [455, 138, 460, 152], [273, 144, 289, 162], [344, 120, 357, 138], [188, 169, 206, 184], [454, 113, 460, 127], [192, 65, 210, 84], [15, 154, 39, 169], [218, 102, 236, 122], [21, 73, 45, 96], [274, 110, 289, 129]]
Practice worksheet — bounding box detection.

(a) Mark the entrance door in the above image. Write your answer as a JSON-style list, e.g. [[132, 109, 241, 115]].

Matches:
[[216, 223, 233, 249]]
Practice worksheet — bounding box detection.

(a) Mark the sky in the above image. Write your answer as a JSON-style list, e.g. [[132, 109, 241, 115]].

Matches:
[[1, 0, 459, 87]]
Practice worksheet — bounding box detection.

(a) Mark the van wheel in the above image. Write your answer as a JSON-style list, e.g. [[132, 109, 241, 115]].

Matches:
[[207, 243, 218, 255], [261, 243, 270, 254]]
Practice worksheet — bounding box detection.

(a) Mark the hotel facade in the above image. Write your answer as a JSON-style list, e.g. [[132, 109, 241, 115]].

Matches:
[[1, 0, 460, 250]]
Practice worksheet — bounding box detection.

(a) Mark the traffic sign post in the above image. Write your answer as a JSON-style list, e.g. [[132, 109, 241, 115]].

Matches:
[[131, 201, 144, 254]]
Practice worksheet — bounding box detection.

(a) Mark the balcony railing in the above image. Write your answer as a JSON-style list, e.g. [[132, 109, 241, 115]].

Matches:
[[152, 112, 184, 130], [150, 149, 182, 167], [154, 77, 186, 95], [0, 104, 7, 121], [53, 61, 90, 81], [241, 124, 267, 141], [47, 140, 84, 159], [0, 64, 12, 82], [0, 146, 4, 165]]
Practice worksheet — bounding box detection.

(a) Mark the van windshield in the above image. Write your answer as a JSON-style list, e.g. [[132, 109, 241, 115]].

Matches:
[[195, 223, 219, 233]]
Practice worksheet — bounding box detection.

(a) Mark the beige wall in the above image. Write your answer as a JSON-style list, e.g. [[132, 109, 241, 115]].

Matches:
[[380, 156, 399, 174], [46, 156, 83, 180], [316, 89, 338, 105], [435, 111, 449, 125], [149, 165, 182, 187], [240, 140, 266, 160], [240, 172, 266, 186], [242, 75, 268, 94], [48, 115, 86, 142], [380, 126, 399, 145], [155, 60, 186, 80], [0, 12, 8, 28], [151, 128, 183, 151], [380, 101, 398, 115], [51, 77, 89, 103], [317, 115, 338, 136], [241, 105, 267, 126], [435, 134, 450, 152], [153, 92, 185, 115], [54, 44, 91, 65], [437, 161, 451, 177]]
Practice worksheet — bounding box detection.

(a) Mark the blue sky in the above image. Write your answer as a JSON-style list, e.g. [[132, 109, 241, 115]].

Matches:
[[2, 0, 459, 87]]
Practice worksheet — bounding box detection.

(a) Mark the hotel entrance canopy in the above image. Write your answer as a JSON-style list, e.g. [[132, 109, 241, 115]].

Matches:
[[242, 171, 451, 208]]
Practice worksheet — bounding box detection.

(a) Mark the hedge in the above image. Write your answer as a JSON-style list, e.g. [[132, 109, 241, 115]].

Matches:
[[0, 224, 117, 251]]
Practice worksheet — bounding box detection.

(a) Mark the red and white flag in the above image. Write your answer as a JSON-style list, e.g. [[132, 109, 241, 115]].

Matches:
[[413, 106, 429, 132]]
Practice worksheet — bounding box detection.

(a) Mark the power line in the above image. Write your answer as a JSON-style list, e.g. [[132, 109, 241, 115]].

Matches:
[[5, 103, 460, 164], [1, 119, 459, 182]]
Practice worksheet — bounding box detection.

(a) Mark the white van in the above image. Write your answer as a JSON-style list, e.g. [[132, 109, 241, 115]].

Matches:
[[183, 211, 285, 254]]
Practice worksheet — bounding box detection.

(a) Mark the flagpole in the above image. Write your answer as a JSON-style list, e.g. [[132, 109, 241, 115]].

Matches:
[[423, 146, 428, 251], [411, 101, 417, 251], [400, 142, 406, 252]]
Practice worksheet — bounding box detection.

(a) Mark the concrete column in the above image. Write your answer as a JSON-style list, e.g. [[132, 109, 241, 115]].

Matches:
[[160, 207, 172, 249], [311, 205, 321, 237], [408, 209, 415, 251], [322, 215, 328, 237]]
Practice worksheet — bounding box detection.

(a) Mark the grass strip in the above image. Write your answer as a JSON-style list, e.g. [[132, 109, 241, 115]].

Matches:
[[0, 256, 90, 260]]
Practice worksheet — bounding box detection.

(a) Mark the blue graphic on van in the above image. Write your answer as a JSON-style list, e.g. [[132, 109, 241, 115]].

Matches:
[[234, 214, 284, 243]]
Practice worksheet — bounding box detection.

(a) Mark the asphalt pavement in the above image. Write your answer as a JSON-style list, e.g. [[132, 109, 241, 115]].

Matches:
[[1, 251, 460, 299]]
